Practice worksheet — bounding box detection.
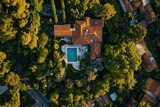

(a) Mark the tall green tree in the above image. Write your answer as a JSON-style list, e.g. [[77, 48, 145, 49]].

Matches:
[[0, 14, 17, 43], [30, 0, 44, 12], [0, 51, 10, 77], [100, 3, 116, 20], [60, 0, 66, 23], [30, 12, 41, 29], [50, 0, 58, 23], [127, 25, 147, 42], [102, 41, 141, 90], [0, 52, 6, 64], [2, 0, 30, 19], [38, 33, 48, 49], [5, 72, 20, 86], [66, 0, 88, 19], [138, 101, 151, 107]]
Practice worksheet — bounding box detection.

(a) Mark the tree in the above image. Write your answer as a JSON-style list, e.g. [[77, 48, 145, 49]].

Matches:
[[87, 0, 100, 10], [155, 0, 160, 7], [38, 33, 48, 49], [30, 12, 41, 29], [65, 79, 74, 89], [93, 79, 110, 98], [138, 101, 151, 107], [100, 3, 116, 20], [0, 52, 10, 77], [0, 52, 6, 64], [28, 33, 39, 49], [60, 0, 66, 23], [66, 0, 88, 19], [21, 31, 39, 49], [5, 72, 20, 86], [127, 25, 147, 41], [18, 18, 28, 28], [30, 0, 44, 12], [102, 41, 141, 90], [37, 48, 48, 63], [54, 43, 59, 50], [13, 0, 30, 19], [55, 67, 66, 82], [49, 92, 59, 106], [0, 14, 17, 43], [75, 79, 83, 87], [2, 0, 30, 19], [87, 72, 97, 82], [50, 0, 58, 23], [21, 32, 32, 46]]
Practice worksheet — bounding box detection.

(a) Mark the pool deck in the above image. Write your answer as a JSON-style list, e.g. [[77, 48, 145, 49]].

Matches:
[[61, 44, 88, 70]]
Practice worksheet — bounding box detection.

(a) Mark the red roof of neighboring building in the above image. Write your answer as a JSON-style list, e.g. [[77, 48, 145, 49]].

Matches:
[[140, 78, 160, 106], [142, 52, 157, 72], [101, 94, 111, 104], [125, 99, 138, 107], [82, 101, 92, 107], [119, 0, 158, 27], [54, 24, 72, 37], [137, 40, 157, 72], [144, 4, 158, 25]]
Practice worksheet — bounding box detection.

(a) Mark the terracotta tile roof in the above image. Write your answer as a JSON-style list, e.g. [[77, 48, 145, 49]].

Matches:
[[72, 17, 103, 45], [141, 94, 158, 107], [137, 20, 148, 28], [136, 4, 158, 27], [137, 40, 157, 72], [72, 17, 104, 60], [120, 0, 142, 12], [82, 101, 92, 107], [142, 52, 157, 72], [102, 94, 111, 104], [91, 42, 101, 60], [145, 78, 160, 96], [144, 4, 158, 25], [140, 78, 160, 106], [54, 24, 72, 37]]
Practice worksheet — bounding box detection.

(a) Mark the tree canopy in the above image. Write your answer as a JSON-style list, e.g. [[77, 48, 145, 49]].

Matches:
[[102, 41, 141, 90], [100, 3, 116, 20], [0, 14, 17, 43]]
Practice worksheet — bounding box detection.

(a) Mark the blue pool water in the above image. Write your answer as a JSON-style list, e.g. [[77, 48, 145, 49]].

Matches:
[[67, 48, 77, 62]]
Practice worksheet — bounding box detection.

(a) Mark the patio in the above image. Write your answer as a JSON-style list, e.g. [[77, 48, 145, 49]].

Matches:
[[61, 44, 88, 70]]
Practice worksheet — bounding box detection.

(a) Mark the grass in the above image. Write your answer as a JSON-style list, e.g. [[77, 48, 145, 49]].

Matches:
[[66, 68, 84, 79]]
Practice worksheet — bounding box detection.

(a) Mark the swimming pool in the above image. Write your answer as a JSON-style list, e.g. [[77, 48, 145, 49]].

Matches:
[[67, 48, 77, 62]]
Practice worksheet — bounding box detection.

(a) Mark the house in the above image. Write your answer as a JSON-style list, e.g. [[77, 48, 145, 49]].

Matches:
[[54, 24, 73, 37], [82, 94, 111, 107], [136, 40, 157, 72], [119, 0, 158, 27], [125, 98, 138, 107], [82, 93, 117, 107], [139, 78, 160, 107], [54, 17, 104, 60]]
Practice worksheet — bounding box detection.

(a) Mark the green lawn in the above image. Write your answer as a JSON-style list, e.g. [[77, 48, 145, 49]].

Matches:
[[66, 68, 84, 79]]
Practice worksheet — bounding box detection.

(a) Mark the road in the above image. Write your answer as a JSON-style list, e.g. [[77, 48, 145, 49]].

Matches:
[[16, 54, 50, 107], [27, 89, 50, 107]]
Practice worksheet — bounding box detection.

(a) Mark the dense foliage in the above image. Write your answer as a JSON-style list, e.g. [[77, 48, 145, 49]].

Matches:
[[0, 0, 160, 107]]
